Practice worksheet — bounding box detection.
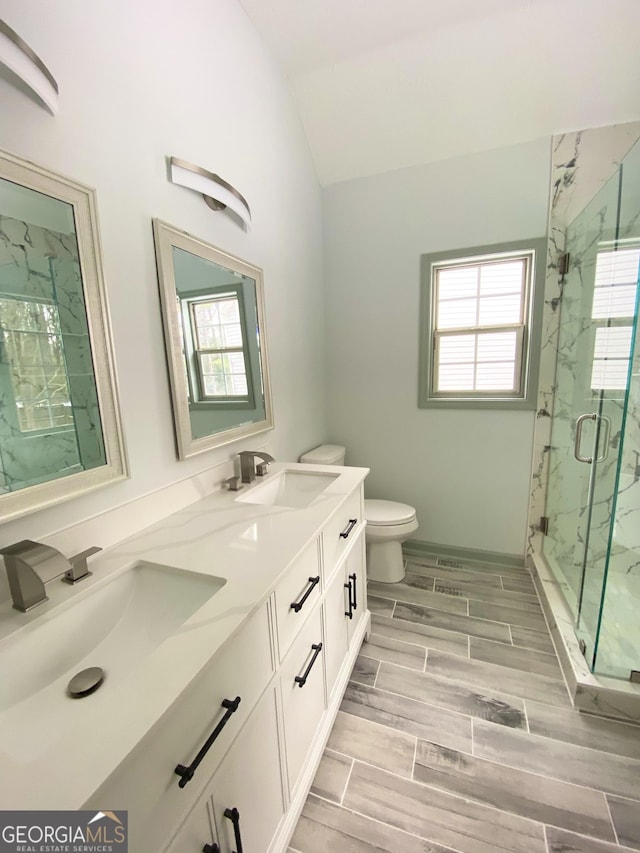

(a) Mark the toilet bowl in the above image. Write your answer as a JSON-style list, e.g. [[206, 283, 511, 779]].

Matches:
[[364, 499, 418, 583], [298, 445, 419, 583]]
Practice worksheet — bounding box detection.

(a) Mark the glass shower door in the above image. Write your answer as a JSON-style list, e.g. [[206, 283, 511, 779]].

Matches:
[[591, 141, 640, 679], [543, 165, 638, 666]]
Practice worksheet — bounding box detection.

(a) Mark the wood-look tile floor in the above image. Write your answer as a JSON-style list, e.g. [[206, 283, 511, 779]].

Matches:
[[289, 556, 640, 853]]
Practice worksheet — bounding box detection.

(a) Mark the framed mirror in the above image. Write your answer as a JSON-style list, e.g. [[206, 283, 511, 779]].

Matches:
[[152, 220, 274, 459], [0, 150, 128, 522]]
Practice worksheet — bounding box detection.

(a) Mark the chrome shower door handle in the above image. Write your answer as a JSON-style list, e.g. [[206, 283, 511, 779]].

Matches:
[[595, 415, 611, 462], [574, 413, 597, 464]]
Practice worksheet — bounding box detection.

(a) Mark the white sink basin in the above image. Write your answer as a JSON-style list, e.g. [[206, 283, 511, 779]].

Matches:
[[0, 561, 226, 715], [236, 470, 340, 509]]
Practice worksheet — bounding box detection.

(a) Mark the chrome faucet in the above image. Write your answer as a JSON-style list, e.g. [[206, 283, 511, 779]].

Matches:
[[0, 540, 102, 612], [238, 450, 275, 484]]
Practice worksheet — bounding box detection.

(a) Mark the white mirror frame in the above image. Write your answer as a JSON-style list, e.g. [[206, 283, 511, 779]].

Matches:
[[152, 219, 274, 459], [0, 149, 128, 522]]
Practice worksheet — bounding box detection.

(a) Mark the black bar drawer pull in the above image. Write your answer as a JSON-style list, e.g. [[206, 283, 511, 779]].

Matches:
[[290, 575, 320, 612], [224, 807, 244, 853], [202, 844, 220, 853], [349, 572, 358, 611], [175, 696, 241, 788], [339, 518, 357, 539], [295, 642, 323, 687], [344, 579, 353, 619]]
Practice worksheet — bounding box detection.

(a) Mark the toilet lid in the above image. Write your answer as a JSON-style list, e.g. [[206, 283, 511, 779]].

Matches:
[[365, 499, 416, 526]]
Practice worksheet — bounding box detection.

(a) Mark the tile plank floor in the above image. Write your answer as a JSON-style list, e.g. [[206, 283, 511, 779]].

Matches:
[[289, 556, 640, 853]]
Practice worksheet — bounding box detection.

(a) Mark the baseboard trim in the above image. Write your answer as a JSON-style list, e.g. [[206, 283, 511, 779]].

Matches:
[[403, 538, 525, 569]]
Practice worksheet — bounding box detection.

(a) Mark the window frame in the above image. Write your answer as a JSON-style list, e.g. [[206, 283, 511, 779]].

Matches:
[[178, 284, 256, 411], [418, 238, 547, 410]]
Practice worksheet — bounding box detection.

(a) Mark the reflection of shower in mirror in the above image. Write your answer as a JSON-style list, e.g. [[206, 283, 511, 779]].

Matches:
[[0, 149, 127, 522]]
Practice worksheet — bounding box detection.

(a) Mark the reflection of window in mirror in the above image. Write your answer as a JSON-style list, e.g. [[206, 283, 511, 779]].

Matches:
[[152, 218, 273, 458], [179, 285, 254, 406]]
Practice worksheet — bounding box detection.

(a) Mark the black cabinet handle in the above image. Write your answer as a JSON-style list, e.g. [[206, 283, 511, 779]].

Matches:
[[295, 642, 323, 687], [202, 844, 220, 853], [175, 696, 241, 788], [339, 518, 357, 539], [349, 572, 358, 611], [224, 807, 244, 853], [290, 575, 320, 612], [344, 579, 353, 620]]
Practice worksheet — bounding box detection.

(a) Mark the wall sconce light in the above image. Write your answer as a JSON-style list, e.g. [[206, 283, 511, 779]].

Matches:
[[169, 157, 251, 227], [0, 19, 59, 115]]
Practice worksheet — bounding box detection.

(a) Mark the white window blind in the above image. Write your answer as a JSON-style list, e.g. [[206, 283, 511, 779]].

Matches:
[[590, 247, 640, 392], [432, 255, 529, 396]]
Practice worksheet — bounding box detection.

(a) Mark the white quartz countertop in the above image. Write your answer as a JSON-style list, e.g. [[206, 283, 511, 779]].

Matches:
[[0, 462, 368, 810]]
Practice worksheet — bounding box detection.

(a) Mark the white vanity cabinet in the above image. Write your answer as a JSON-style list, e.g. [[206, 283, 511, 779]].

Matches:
[[323, 525, 367, 700], [273, 538, 322, 660], [167, 685, 284, 853], [85, 602, 274, 853], [279, 606, 326, 794], [84, 473, 370, 853]]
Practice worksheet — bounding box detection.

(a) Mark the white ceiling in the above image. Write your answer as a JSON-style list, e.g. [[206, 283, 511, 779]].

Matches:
[[239, 0, 640, 186], [238, 0, 532, 76]]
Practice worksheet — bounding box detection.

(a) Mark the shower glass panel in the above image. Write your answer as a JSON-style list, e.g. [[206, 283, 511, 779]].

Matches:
[[543, 140, 640, 673], [592, 140, 640, 679]]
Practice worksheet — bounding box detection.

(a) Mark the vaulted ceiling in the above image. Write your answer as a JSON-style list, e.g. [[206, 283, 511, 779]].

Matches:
[[239, 0, 640, 186]]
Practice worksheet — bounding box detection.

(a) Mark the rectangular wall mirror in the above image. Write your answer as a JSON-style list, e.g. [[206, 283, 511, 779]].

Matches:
[[0, 150, 128, 522], [152, 220, 274, 459]]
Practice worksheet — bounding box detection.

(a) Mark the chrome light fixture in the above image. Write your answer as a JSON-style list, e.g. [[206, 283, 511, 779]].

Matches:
[[0, 19, 59, 114], [169, 157, 251, 227]]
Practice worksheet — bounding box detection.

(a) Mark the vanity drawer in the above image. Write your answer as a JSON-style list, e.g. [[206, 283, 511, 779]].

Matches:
[[322, 487, 363, 581], [85, 602, 273, 853], [280, 607, 326, 794], [274, 537, 321, 659]]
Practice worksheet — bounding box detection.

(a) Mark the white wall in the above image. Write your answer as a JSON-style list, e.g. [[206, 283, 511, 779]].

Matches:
[[323, 138, 551, 556], [0, 0, 326, 545]]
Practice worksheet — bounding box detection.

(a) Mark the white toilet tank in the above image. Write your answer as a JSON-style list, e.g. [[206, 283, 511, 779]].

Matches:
[[299, 444, 346, 465]]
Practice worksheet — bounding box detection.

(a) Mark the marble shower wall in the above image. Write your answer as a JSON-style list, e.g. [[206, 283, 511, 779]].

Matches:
[[528, 122, 640, 680], [0, 215, 105, 493]]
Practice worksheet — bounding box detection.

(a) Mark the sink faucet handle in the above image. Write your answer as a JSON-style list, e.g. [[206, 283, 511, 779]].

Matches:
[[224, 476, 241, 491], [256, 461, 270, 477], [63, 545, 102, 585]]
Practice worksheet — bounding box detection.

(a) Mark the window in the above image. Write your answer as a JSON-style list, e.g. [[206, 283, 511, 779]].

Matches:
[[589, 245, 640, 393], [419, 239, 545, 409], [179, 285, 254, 408], [0, 296, 74, 432]]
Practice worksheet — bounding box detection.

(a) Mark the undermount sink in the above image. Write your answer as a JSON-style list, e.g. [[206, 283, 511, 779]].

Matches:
[[236, 470, 340, 509], [0, 561, 226, 717]]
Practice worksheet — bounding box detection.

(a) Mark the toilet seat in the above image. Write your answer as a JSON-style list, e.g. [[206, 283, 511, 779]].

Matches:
[[365, 499, 416, 527]]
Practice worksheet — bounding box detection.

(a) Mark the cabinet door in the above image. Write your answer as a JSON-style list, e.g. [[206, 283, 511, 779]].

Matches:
[[345, 533, 367, 648], [209, 686, 284, 853], [323, 567, 349, 700], [280, 607, 326, 794], [165, 798, 215, 853]]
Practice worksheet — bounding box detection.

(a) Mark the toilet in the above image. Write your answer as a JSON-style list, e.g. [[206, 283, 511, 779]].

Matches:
[[298, 445, 418, 583]]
